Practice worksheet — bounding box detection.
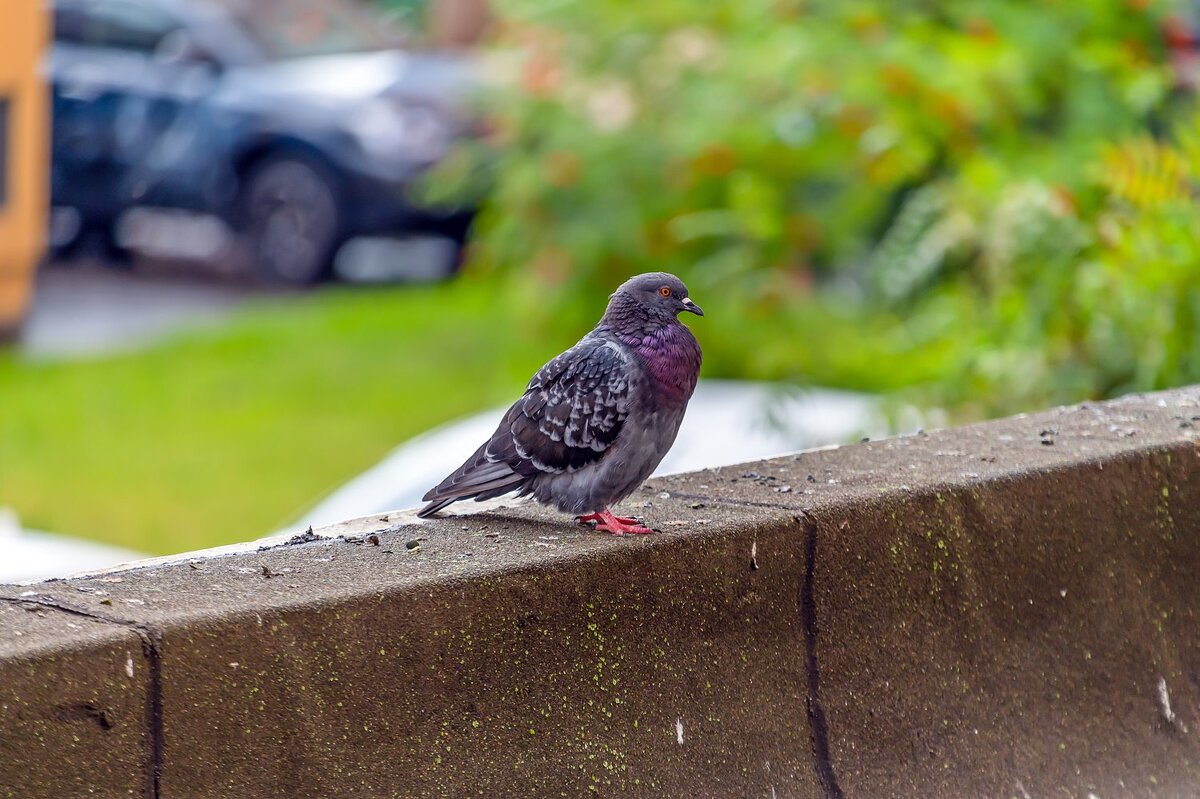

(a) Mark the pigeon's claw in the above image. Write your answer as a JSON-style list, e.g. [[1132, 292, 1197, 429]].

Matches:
[[582, 509, 655, 536], [577, 511, 643, 526]]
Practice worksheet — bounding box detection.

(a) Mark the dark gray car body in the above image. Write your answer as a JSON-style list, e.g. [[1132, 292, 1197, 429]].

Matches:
[[50, 0, 474, 276]]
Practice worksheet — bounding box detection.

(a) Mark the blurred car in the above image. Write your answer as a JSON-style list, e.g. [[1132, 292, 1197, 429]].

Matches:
[[49, 0, 475, 284]]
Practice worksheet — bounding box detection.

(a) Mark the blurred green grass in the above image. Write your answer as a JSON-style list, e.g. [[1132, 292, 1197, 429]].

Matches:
[[0, 277, 568, 554]]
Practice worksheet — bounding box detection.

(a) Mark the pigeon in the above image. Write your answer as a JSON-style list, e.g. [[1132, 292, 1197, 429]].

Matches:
[[418, 272, 703, 534]]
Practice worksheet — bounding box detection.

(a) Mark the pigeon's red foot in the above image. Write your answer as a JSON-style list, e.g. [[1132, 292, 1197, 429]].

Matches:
[[577, 511, 641, 526], [578, 509, 654, 536]]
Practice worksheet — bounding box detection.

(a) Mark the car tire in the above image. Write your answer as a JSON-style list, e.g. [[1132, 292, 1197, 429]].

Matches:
[[439, 209, 474, 276], [50, 210, 133, 268], [240, 155, 341, 285]]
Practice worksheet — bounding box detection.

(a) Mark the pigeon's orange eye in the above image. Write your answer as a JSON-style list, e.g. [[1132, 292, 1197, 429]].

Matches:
[[660, 287, 671, 297]]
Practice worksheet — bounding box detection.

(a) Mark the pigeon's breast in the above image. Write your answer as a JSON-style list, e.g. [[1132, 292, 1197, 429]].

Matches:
[[623, 324, 702, 406]]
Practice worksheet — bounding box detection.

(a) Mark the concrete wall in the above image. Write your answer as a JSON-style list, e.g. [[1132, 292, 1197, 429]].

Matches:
[[4, 388, 1200, 797]]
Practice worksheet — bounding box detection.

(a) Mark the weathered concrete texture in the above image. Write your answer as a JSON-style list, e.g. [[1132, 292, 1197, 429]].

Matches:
[[3, 387, 1200, 798], [806, 449, 1200, 798], [0, 601, 153, 798]]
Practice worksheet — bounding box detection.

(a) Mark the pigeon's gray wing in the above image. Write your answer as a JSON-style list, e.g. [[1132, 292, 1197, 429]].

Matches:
[[417, 339, 632, 517]]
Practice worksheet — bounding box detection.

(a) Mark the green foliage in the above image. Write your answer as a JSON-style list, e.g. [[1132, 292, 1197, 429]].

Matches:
[[858, 111, 1200, 413], [430, 0, 1190, 414]]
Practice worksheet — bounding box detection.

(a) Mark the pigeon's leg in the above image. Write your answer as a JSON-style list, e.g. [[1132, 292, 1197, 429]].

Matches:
[[585, 509, 654, 536], [577, 511, 642, 526]]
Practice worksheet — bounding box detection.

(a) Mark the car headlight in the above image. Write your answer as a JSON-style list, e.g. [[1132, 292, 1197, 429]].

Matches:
[[346, 98, 450, 166]]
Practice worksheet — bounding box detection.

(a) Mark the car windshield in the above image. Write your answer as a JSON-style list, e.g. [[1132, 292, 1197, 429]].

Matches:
[[211, 0, 408, 60]]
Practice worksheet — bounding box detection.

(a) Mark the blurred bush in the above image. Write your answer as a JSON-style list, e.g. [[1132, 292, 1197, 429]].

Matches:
[[423, 0, 1200, 415]]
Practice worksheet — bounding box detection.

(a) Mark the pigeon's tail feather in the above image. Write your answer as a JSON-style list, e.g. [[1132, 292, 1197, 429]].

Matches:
[[416, 472, 524, 517], [473, 481, 526, 502], [416, 496, 457, 518], [417, 448, 525, 518]]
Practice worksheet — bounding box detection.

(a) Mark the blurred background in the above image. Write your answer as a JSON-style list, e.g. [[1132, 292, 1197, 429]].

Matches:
[[3, 0, 1200, 576]]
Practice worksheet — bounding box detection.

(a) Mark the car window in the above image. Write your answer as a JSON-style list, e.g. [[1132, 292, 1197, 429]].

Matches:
[[56, 0, 181, 54], [53, 7, 88, 44]]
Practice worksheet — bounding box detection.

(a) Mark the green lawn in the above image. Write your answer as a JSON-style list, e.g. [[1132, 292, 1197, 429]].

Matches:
[[0, 277, 571, 555]]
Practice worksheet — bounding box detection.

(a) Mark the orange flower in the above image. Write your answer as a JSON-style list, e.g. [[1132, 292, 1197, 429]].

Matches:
[[520, 51, 562, 97], [835, 105, 874, 138], [881, 63, 918, 97], [963, 17, 998, 43], [693, 144, 738, 177], [929, 91, 971, 133], [1051, 185, 1078, 215]]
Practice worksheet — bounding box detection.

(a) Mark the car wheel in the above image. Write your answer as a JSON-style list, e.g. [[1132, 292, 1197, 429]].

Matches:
[[432, 209, 474, 277], [49, 209, 133, 267], [240, 156, 341, 285]]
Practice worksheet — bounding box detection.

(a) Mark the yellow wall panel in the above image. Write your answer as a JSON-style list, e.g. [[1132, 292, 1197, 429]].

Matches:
[[0, 1, 48, 336]]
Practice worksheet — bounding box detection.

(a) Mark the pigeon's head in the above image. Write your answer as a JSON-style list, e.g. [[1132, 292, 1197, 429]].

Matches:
[[611, 272, 704, 322]]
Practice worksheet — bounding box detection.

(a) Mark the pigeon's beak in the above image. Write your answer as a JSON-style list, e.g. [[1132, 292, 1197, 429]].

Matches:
[[681, 297, 704, 316]]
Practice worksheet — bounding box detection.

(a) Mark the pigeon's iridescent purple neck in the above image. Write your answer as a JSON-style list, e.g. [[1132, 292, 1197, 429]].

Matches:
[[610, 322, 702, 405], [597, 288, 702, 403]]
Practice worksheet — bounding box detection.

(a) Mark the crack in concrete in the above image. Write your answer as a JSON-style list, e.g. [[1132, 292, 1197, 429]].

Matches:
[[0, 595, 164, 799], [797, 514, 845, 799], [653, 490, 848, 795]]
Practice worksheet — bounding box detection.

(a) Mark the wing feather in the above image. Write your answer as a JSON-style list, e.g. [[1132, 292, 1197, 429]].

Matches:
[[418, 337, 633, 516]]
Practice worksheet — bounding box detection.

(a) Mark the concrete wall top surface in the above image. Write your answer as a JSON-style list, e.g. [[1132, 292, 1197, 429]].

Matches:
[[4, 387, 1200, 798]]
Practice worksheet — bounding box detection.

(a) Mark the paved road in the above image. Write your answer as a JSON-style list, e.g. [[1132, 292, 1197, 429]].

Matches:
[[19, 262, 270, 359]]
